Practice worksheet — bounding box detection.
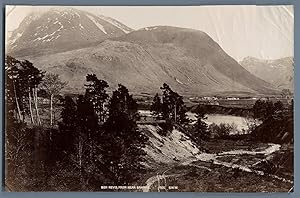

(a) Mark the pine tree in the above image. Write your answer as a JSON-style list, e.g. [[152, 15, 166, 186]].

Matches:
[[60, 96, 77, 129], [192, 106, 209, 143], [40, 73, 67, 126], [253, 99, 275, 121], [5, 56, 27, 121], [84, 74, 109, 124], [76, 95, 99, 189], [274, 101, 284, 111], [101, 84, 148, 185], [59, 94, 100, 190], [150, 93, 162, 119], [57, 76, 110, 189], [160, 83, 188, 125], [19, 60, 45, 124], [6, 56, 45, 124], [58, 96, 77, 153]]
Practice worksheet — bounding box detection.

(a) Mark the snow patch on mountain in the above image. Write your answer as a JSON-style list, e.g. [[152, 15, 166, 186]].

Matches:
[[79, 23, 84, 30], [73, 10, 80, 18], [33, 21, 64, 42], [24, 13, 42, 25], [143, 27, 159, 31], [86, 14, 107, 34], [175, 78, 184, 85], [9, 31, 23, 45], [98, 15, 132, 34], [53, 8, 81, 19]]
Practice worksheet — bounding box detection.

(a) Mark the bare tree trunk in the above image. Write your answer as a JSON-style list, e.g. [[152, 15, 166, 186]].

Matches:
[[36, 88, 41, 125], [54, 109, 56, 124], [50, 94, 53, 125], [174, 104, 177, 124], [12, 80, 21, 120], [32, 88, 41, 125], [157, 173, 160, 192], [78, 138, 85, 190], [33, 88, 41, 125], [28, 89, 35, 124]]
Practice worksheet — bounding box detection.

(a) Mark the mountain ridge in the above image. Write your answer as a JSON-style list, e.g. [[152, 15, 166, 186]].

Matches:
[[6, 9, 280, 96], [239, 56, 294, 91], [7, 7, 133, 57]]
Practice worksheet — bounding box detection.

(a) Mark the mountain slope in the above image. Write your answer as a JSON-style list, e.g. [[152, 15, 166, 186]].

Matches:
[[7, 8, 133, 57], [239, 56, 294, 91], [20, 26, 278, 96], [114, 26, 278, 94]]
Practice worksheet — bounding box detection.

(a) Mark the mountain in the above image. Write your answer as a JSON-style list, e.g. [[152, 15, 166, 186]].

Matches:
[[7, 7, 133, 57], [7, 8, 279, 96], [22, 26, 278, 96], [239, 56, 294, 91]]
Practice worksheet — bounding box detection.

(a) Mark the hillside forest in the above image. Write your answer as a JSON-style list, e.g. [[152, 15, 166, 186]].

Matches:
[[5, 56, 293, 191]]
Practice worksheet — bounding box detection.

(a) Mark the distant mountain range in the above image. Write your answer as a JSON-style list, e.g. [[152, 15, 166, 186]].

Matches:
[[240, 56, 294, 91], [7, 8, 281, 96]]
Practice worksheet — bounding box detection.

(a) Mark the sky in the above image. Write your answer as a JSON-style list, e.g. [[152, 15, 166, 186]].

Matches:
[[6, 5, 294, 61]]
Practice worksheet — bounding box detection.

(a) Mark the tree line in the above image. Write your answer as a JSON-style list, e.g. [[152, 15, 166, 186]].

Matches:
[[251, 99, 293, 143], [6, 56, 67, 126], [149, 83, 293, 144], [6, 56, 148, 190], [150, 83, 207, 144], [5, 55, 294, 190]]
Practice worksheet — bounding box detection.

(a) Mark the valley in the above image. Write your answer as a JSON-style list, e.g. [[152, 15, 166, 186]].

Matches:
[[134, 99, 293, 192], [136, 124, 293, 192], [5, 6, 294, 192], [7, 8, 280, 96]]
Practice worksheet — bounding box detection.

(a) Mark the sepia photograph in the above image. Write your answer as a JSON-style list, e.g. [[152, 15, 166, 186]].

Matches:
[[4, 5, 294, 192]]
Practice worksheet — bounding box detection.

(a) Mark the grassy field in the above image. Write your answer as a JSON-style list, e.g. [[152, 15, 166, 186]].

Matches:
[[152, 162, 292, 192]]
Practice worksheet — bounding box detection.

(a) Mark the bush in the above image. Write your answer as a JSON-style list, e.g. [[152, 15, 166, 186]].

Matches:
[[208, 123, 238, 138], [251, 99, 293, 144]]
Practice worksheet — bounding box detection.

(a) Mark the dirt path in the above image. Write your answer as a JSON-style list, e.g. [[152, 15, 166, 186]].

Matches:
[[143, 173, 181, 192], [195, 143, 292, 183], [143, 143, 292, 191], [143, 166, 181, 192]]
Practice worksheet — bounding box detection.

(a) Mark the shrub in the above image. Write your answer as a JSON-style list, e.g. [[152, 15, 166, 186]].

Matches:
[[208, 123, 238, 138]]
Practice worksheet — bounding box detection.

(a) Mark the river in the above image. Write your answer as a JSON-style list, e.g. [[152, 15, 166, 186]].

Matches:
[[186, 112, 249, 132], [139, 110, 250, 134]]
